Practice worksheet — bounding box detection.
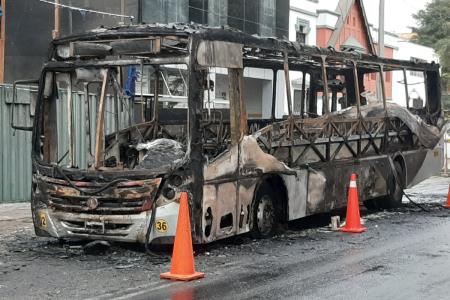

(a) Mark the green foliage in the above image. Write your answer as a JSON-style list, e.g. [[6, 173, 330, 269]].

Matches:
[[414, 0, 450, 87], [436, 38, 450, 78], [413, 0, 450, 46]]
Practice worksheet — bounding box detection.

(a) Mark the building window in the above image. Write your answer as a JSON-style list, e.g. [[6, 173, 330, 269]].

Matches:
[[142, 0, 188, 24], [295, 18, 310, 44], [296, 26, 306, 44], [189, 0, 208, 25], [259, 0, 276, 37], [410, 70, 424, 77]]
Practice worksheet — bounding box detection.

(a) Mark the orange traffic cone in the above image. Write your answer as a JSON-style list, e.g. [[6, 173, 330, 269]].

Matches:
[[340, 173, 367, 233], [444, 185, 450, 208], [160, 192, 205, 281]]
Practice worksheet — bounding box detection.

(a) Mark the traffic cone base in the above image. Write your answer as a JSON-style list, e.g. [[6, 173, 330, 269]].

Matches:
[[444, 204, 450, 209], [160, 271, 205, 281], [160, 192, 204, 282], [339, 225, 367, 234]]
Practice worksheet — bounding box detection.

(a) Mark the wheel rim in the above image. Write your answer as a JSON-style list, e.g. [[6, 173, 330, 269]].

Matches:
[[256, 195, 275, 236]]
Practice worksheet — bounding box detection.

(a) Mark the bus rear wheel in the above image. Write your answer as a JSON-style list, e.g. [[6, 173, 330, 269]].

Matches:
[[364, 161, 404, 210], [382, 160, 404, 208], [251, 183, 280, 238]]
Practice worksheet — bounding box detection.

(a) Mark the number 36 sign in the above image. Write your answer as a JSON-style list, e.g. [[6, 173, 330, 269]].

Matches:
[[155, 219, 168, 233]]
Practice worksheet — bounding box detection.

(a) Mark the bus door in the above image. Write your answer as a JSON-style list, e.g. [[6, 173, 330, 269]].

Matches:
[[198, 41, 245, 242]]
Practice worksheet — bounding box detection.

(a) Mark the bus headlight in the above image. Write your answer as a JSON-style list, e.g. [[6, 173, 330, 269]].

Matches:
[[163, 187, 176, 200]]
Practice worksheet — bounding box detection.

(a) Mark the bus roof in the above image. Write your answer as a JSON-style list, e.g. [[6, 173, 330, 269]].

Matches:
[[49, 23, 440, 72]]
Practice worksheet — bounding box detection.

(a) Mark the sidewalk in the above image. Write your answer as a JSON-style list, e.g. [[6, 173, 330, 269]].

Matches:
[[0, 203, 31, 234]]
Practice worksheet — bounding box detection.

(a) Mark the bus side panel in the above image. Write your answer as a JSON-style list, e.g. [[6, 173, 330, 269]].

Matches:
[[404, 143, 443, 188], [304, 158, 390, 215], [203, 145, 240, 243], [356, 158, 392, 201], [203, 182, 238, 243], [282, 171, 308, 221], [306, 170, 328, 215], [237, 178, 258, 234]]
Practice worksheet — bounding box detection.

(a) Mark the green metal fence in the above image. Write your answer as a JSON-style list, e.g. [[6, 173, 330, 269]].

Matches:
[[0, 85, 129, 203], [0, 85, 34, 202]]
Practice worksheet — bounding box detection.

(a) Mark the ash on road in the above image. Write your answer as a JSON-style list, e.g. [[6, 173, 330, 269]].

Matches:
[[1, 176, 450, 300]]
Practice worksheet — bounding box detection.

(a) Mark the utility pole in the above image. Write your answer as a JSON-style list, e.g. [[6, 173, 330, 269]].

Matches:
[[377, 0, 385, 100], [52, 0, 61, 39], [378, 0, 385, 57], [121, 0, 125, 24]]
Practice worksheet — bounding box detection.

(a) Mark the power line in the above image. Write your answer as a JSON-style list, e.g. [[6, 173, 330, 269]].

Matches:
[[38, 0, 134, 20]]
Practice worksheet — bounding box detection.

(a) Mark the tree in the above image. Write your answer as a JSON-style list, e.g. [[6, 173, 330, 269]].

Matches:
[[413, 0, 450, 96]]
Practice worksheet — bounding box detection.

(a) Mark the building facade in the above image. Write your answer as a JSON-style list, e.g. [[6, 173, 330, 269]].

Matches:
[[370, 25, 438, 105], [143, 0, 289, 38], [0, 0, 289, 83], [286, 0, 438, 113]]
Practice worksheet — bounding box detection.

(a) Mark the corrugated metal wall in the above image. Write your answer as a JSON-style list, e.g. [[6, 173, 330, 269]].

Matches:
[[0, 85, 34, 202], [0, 85, 130, 203], [56, 91, 130, 169]]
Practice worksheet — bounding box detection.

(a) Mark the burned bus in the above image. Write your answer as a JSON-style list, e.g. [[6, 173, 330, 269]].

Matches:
[[11, 24, 444, 245]]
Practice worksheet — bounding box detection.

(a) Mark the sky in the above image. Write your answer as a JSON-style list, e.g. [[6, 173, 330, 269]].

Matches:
[[361, 0, 432, 33]]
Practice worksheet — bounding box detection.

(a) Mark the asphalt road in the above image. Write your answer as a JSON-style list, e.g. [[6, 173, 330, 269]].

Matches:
[[1, 176, 450, 300]]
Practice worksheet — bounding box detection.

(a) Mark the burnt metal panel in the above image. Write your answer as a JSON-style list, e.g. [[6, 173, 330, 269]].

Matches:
[[196, 41, 243, 69]]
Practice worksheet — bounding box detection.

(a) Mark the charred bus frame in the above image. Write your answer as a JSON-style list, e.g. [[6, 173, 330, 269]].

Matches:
[[11, 24, 443, 244]]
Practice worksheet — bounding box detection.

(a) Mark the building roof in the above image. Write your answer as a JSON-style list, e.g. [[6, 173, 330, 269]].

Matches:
[[327, 0, 376, 54]]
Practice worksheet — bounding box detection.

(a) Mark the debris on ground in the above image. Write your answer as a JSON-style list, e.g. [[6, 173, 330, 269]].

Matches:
[[83, 240, 111, 255]]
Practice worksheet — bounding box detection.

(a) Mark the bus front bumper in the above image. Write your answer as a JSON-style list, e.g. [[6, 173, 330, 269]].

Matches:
[[33, 202, 180, 244]]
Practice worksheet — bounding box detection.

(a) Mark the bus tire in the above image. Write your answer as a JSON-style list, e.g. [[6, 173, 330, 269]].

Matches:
[[363, 198, 382, 211], [382, 160, 404, 209], [251, 181, 283, 238], [364, 161, 404, 210]]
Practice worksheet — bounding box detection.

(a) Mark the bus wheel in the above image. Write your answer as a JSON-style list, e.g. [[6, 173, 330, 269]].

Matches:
[[252, 184, 277, 238], [363, 198, 382, 211], [365, 161, 404, 210], [382, 160, 404, 209]]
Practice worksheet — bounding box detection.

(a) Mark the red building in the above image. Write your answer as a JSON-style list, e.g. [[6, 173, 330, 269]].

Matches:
[[316, 0, 394, 99]]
